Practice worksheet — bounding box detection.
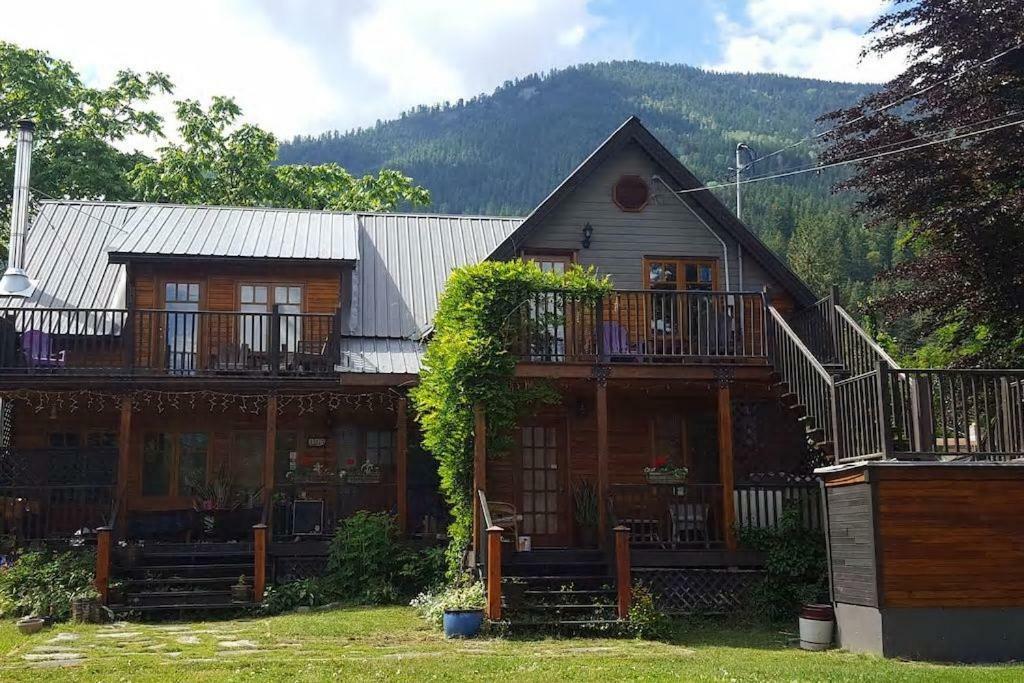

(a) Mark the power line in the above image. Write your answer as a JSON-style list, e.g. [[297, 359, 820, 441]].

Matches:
[[674, 116, 1024, 194], [746, 41, 1024, 167], [29, 186, 132, 236]]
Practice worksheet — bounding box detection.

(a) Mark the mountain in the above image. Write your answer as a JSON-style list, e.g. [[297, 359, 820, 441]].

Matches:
[[279, 61, 892, 302]]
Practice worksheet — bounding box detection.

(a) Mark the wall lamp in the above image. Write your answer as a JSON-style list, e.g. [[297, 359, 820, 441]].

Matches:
[[582, 222, 594, 249]]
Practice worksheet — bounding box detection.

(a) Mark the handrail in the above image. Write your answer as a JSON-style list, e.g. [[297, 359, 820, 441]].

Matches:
[[477, 489, 494, 529], [834, 305, 900, 373], [767, 307, 834, 383]]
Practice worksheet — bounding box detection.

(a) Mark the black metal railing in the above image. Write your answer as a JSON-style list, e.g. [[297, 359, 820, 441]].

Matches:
[[513, 290, 767, 363], [0, 307, 341, 377], [609, 483, 726, 549], [790, 293, 838, 365]]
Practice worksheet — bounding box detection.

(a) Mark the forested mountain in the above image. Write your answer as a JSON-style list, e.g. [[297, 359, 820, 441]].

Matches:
[[280, 61, 895, 303]]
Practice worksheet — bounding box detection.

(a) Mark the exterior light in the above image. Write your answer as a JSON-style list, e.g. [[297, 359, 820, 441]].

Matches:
[[582, 222, 594, 249]]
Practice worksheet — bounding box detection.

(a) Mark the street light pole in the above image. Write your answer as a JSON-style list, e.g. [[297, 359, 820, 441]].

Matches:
[[735, 142, 749, 221]]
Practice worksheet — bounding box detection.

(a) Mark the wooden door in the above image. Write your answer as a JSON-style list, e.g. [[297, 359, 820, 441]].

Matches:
[[518, 422, 569, 546]]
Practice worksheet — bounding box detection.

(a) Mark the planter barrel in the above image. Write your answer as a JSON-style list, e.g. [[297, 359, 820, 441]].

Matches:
[[443, 609, 484, 638], [799, 603, 835, 651]]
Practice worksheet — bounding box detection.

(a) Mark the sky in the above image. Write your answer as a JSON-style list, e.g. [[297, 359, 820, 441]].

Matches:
[[0, 0, 906, 148]]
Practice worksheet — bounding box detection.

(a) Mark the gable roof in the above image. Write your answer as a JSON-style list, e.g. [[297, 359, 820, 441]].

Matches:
[[488, 116, 817, 307], [107, 203, 359, 263]]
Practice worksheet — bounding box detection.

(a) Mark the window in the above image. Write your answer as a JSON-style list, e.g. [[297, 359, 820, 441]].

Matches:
[[142, 433, 173, 496], [231, 432, 264, 492], [164, 282, 200, 373], [613, 175, 650, 212], [165, 282, 200, 305], [178, 433, 209, 496], [239, 284, 303, 352], [645, 258, 716, 292], [335, 425, 360, 470], [142, 432, 209, 497], [86, 431, 117, 448], [48, 432, 80, 449], [366, 430, 396, 466]]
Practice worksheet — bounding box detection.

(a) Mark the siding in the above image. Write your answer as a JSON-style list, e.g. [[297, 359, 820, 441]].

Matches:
[[826, 483, 878, 607]]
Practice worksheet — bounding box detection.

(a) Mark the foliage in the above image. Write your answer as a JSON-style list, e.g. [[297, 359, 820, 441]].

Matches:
[[0, 41, 171, 258], [258, 577, 331, 616], [326, 511, 445, 604], [411, 260, 612, 572], [0, 549, 95, 620], [820, 0, 1024, 366], [627, 582, 673, 640], [572, 480, 598, 528], [409, 580, 486, 629], [128, 97, 430, 211], [738, 508, 828, 621]]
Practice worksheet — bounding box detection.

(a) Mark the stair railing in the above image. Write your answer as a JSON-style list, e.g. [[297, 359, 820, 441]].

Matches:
[[789, 291, 839, 365], [766, 305, 836, 449], [833, 305, 900, 375]]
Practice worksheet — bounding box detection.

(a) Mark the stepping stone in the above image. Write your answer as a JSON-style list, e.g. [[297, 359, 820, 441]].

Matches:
[[177, 636, 201, 645], [218, 639, 258, 649], [49, 633, 79, 643], [97, 631, 142, 639], [23, 652, 84, 662]]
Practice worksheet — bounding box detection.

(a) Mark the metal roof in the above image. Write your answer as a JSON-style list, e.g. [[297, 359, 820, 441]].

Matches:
[[107, 204, 359, 262], [338, 337, 424, 374], [350, 213, 520, 338]]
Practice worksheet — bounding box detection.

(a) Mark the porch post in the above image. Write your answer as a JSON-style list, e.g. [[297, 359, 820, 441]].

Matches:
[[596, 374, 609, 544], [396, 397, 409, 535], [614, 525, 631, 619], [253, 523, 267, 603], [486, 525, 503, 620], [716, 380, 737, 551], [115, 396, 132, 537], [472, 403, 486, 558], [95, 526, 112, 604], [262, 393, 278, 522]]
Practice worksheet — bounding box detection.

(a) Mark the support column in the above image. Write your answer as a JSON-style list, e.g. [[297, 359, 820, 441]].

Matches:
[[486, 526, 503, 620], [262, 394, 278, 522], [253, 524, 267, 602], [614, 525, 631, 619], [717, 381, 737, 551], [396, 397, 409, 535], [472, 404, 486, 557], [115, 396, 132, 536], [596, 375, 609, 543], [95, 526, 112, 604]]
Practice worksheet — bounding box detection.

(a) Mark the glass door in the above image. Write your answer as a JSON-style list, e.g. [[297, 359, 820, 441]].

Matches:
[[524, 254, 572, 361], [518, 422, 568, 546], [164, 283, 200, 373]]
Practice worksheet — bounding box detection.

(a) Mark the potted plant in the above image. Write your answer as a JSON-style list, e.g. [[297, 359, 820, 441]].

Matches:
[[71, 587, 102, 623], [231, 575, 252, 603], [342, 461, 382, 485], [573, 480, 599, 547], [644, 457, 688, 485], [441, 582, 486, 638], [16, 616, 46, 635]]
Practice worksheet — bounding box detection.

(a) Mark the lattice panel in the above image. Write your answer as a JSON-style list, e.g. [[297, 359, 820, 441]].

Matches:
[[633, 568, 764, 614], [273, 555, 328, 582]]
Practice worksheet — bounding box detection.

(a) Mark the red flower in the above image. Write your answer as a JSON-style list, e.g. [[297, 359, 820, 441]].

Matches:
[[653, 456, 668, 468]]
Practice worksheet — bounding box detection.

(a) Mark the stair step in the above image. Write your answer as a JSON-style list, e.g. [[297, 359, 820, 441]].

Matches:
[[510, 603, 617, 611], [120, 576, 252, 587], [133, 550, 254, 559], [523, 589, 615, 596], [499, 619, 624, 629], [124, 563, 253, 572], [111, 601, 250, 614]]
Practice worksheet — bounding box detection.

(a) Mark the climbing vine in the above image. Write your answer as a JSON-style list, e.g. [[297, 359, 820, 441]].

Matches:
[[411, 260, 611, 571]]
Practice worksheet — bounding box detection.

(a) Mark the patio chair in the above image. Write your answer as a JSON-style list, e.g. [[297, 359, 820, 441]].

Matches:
[[21, 330, 65, 368], [671, 502, 711, 548], [212, 342, 251, 372], [601, 321, 640, 362], [487, 500, 521, 544]]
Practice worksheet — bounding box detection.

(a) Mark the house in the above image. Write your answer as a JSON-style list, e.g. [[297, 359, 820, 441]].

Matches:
[[1, 117, 1017, 621]]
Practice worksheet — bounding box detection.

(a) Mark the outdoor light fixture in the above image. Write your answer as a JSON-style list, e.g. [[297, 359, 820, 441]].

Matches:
[[581, 222, 594, 249]]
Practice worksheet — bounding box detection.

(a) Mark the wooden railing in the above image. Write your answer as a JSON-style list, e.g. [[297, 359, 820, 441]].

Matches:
[[766, 306, 835, 444], [0, 307, 341, 376], [733, 480, 821, 531], [512, 290, 767, 363], [608, 483, 727, 549]]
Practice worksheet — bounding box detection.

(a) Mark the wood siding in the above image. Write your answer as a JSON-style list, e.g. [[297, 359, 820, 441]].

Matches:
[[520, 140, 796, 311], [826, 483, 878, 607]]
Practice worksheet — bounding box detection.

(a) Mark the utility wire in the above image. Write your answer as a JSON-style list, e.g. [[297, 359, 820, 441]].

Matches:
[[674, 116, 1024, 194], [744, 41, 1024, 168], [29, 186, 132, 236]]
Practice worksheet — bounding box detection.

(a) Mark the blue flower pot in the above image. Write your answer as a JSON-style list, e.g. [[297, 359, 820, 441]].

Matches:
[[443, 609, 484, 638]]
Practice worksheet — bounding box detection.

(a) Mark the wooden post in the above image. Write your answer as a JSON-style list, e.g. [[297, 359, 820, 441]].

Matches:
[[95, 526, 112, 604], [596, 379, 609, 544], [717, 382, 737, 551], [828, 285, 841, 364], [253, 524, 267, 603], [262, 394, 277, 523], [486, 526, 503, 620], [472, 404, 486, 558], [396, 397, 409, 535], [115, 396, 132, 535], [614, 525, 631, 619]]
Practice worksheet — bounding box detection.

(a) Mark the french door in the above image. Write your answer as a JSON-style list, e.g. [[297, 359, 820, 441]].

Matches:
[[524, 253, 573, 361], [518, 421, 569, 546]]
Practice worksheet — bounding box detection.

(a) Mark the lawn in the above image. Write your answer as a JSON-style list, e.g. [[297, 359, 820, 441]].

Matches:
[[0, 607, 1019, 682]]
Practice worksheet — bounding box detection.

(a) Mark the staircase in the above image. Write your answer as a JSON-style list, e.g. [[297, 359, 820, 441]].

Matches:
[[498, 548, 622, 631], [109, 542, 256, 619]]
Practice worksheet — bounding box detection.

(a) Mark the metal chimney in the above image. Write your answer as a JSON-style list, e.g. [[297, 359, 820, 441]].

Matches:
[[1, 119, 36, 297]]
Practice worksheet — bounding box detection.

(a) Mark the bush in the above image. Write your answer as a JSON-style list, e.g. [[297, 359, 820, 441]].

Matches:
[[327, 511, 445, 604], [627, 582, 673, 640], [259, 578, 331, 616], [738, 507, 828, 621], [0, 549, 95, 621], [410, 580, 485, 628]]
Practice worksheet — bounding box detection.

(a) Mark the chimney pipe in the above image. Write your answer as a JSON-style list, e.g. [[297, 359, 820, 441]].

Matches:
[[1, 119, 36, 297]]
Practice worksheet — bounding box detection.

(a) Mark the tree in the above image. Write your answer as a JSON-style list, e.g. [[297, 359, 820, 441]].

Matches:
[[129, 98, 430, 211], [820, 0, 1024, 366], [0, 42, 172, 257]]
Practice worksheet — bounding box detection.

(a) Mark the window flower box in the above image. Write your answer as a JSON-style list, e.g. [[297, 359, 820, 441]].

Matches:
[[644, 458, 688, 485]]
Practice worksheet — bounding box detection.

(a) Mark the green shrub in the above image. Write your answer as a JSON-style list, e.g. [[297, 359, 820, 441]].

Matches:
[[627, 582, 673, 640], [0, 549, 95, 620], [409, 580, 485, 628], [738, 507, 828, 621], [327, 511, 445, 604], [259, 578, 330, 616]]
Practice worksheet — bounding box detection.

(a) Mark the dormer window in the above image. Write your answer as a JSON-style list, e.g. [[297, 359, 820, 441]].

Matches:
[[613, 175, 649, 212]]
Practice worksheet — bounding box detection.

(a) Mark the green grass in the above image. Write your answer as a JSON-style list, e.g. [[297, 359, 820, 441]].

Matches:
[[0, 607, 1019, 681]]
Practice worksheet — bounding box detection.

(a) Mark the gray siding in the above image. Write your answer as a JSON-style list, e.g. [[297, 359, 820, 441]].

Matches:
[[827, 484, 879, 607], [521, 141, 779, 293]]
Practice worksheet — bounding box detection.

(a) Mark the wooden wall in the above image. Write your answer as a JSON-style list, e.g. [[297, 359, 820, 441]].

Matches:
[[825, 482, 878, 607]]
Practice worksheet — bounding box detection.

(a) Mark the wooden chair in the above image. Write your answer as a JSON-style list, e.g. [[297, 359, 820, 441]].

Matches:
[[487, 500, 521, 543]]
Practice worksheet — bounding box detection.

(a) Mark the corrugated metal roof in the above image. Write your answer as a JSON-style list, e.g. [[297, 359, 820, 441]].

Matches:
[[338, 337, 424, 374], [0, 201, 133, 310], [108, 204, 359, 261], [350, 213, 521, 338]]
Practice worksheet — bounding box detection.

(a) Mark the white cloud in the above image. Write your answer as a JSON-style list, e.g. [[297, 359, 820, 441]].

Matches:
[[708, 0, 907, 83]]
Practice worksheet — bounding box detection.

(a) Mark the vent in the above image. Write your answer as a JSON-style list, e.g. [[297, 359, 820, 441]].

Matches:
[[613, 175, 649, 212]]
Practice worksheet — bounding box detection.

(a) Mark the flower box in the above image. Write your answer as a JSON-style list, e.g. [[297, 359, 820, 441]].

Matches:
[[342, 472, 382, 484], [645, 471, 687, 485]]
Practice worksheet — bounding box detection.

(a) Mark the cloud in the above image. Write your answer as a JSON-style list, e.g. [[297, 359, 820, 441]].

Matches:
[[708, 0, 907, 83]]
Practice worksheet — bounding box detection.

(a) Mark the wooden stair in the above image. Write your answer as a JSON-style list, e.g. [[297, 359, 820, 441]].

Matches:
[[109, 542, 255, 619]]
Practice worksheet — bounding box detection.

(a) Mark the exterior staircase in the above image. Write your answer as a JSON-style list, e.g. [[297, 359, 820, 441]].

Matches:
[[497, 548, 622, 631], [109, 542, 255, 619]]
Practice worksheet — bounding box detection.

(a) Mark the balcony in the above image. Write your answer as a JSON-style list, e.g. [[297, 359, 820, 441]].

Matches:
[[0, 307, 340, 378], [511, 289, 767, 364]]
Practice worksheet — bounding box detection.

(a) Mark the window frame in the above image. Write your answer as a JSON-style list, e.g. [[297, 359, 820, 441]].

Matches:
[[642, 257, 719, 292], [140, 431, 211, 499]]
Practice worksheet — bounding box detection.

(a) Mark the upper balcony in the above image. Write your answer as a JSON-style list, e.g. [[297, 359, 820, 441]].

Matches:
[[0, 307, 341, 379], [510, 289, 768, 366]]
